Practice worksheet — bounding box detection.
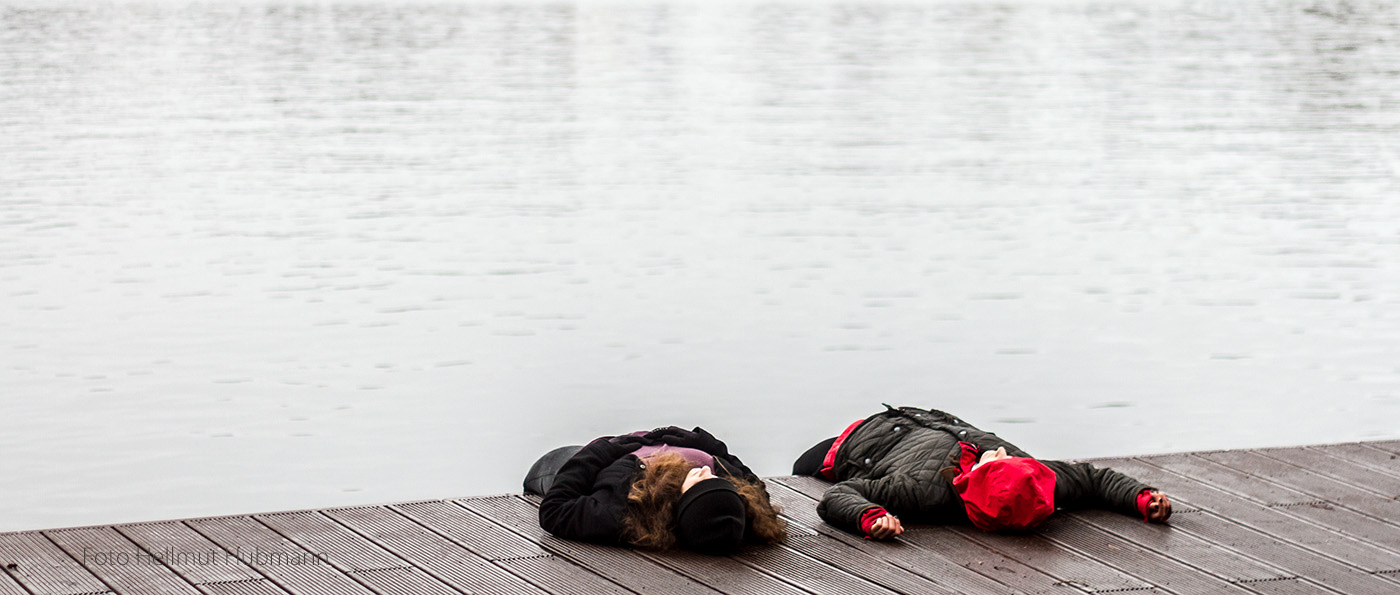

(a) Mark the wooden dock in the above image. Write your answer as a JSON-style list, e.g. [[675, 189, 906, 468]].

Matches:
[[4, 440, 1400, 595]]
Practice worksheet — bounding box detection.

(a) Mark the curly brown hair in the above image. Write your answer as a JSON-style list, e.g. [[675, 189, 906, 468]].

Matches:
[[623, 453, 788, 550]]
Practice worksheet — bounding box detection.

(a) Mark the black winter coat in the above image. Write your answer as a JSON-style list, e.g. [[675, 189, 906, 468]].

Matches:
[[538, 426, 765, 545], [817, 406, 1154, 534]]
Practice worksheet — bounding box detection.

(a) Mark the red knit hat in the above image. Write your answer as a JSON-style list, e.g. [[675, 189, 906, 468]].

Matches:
[[951, 444, 1056, 531]]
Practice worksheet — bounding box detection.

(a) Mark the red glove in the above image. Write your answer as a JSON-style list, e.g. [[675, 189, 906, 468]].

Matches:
[[860, 507, 889, 536]]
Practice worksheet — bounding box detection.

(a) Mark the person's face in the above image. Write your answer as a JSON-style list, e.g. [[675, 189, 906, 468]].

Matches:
[[973, 446, 1009, 470], [682, 466, 715, 493]]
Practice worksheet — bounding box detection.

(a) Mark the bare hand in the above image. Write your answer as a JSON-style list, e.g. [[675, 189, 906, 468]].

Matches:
[[867, 514, 904, 539], [1146, 491, 1172, 523]]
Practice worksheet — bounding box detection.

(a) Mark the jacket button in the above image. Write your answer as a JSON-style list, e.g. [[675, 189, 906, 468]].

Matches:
[[864, 458, 871, 465], [959, 430, 967, 436], [893, 426, 901, 432]]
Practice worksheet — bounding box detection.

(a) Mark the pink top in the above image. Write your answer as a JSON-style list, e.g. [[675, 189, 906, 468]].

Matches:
[[625, 431, 716, 469]]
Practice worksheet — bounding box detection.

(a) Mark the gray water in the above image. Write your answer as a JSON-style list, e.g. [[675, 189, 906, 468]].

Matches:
[[2, 0, 1398, 532]]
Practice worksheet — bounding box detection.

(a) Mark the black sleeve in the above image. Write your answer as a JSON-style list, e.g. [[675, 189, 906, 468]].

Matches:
[[816, 471, 953, 534], [645, 426, 730, 457], [1042, 459, 1152, 517], [538, 438, 641, 544]]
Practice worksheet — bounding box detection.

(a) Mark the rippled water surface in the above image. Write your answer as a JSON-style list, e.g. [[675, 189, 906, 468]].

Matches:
[[2, 0, 1399, 531]]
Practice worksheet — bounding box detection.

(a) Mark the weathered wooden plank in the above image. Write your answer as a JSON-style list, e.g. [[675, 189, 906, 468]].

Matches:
[[1114, 457, 1400, 595], [186, 517, 376, 595], [322, 505, 546, 595], [1063, 508, 1291, 583], [389, 501, 542, 561], [6, 441, 1400, 595], [776, 476, 1021, 593], [762, 482, 965, 595], [389, 500, 633, 595], [895, 527, 1088, 595], [1269, 447, 1400, 495], [632, 547, 808, 595], [1126, 455, 1399, 562], [1169, 452, 1400, 550], [1310, 443, 1400, 476], [1205, 450, 1396, 502], [0, 532, 112, 595], [953, 524, 1156, 593], [461, 491, 800, 595], [338, 567, 460, 595], [45, 527, 201, 595], [1154, 454, 1315, 506], [197, 579, 291, 595], [1040, 513, 1259, 593], [1234, 577, 1338, 595], [743, 534, 930, 595], [0, 571, 29, 595], [1360, 441, 1400, 456], [458, 496, 722, 595], [116, 523, 263, 585], [776, 476, 1082, 594], [493, 556, 633, 595], [254, 512, 407, 573]]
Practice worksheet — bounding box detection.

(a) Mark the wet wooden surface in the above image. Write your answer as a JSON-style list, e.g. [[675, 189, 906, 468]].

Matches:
[[3, 440, 1399, 594]]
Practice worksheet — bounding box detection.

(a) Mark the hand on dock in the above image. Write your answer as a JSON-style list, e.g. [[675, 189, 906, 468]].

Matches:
[[867, 514, 904, 539], [1145, 491, 1172, 523]]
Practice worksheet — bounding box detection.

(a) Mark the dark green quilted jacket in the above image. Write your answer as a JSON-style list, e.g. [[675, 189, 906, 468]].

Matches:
[[817, 405, 1154, 534]]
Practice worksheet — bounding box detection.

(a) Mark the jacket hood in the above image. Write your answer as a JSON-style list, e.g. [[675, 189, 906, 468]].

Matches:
[[952, 442, 1055, 531]]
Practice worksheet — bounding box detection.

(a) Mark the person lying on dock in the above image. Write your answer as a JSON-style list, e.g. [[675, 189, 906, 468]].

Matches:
[[792, 405, 1171, 539], [526, 426, 788, 554]]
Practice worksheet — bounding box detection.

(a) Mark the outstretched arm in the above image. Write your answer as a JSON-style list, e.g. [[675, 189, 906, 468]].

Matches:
[[1042, 460, 1170, 522], [818, 472, 938, 537]]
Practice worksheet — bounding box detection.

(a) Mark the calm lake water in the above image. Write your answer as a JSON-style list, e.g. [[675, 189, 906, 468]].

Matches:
[[2, 0, 1398, 532]]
